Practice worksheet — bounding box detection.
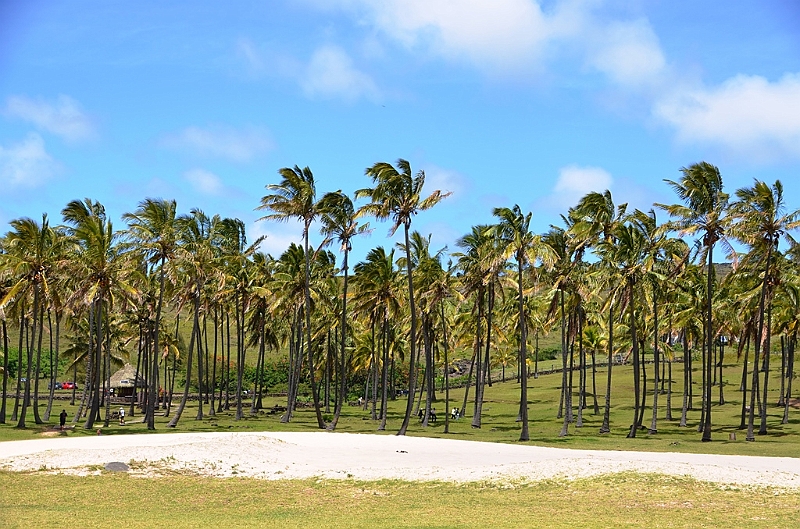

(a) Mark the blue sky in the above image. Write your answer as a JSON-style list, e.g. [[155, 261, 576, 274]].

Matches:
[[1, 1, 799, 263]]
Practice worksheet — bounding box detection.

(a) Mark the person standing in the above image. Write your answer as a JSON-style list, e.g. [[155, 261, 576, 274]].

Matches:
[[59, 409, 67, 430]]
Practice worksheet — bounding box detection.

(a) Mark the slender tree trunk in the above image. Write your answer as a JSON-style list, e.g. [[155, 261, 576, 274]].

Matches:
[[0, 319, 9, 424], [461, 349, 476, 419], [759, 304, 773, 435], [379, 313, 390, 431], [783, 331, 795, 424], [32, 302, 45, 425], [441, 303, 451, 434], [517, 254, 529, 441], [147, 260, 167, 430], [559, 290, 570, 437], [329, 249, 350, 430], [168, 288, 199, 428], [397, 222, 418, 436], [600, 300, 613, 434], [701, 244, 714, 442], [471, 288, 485, 429], [648, 291, 659, 434], [627, 280, 640, 439]]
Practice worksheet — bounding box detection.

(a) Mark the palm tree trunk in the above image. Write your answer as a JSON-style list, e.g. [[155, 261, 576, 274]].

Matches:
[[600, 300, 613, 434], [302, 224, 325, 429], [559, 290, 570, 437], [782, 331, 795, 424], [518, 254, 530, 441], [649, 290, 659, 434], [679, 330, 689, 427], [329, 248, 350, 431], [460, 349, 476, 419], [472, 288, 485, 429], [441, 302, 451, 434], [0, 319, 9, 424], [627, 280, 640, 439], [758, 304, 773, 435], [701, 244, 714, 442], [32, 302, 45, 425], [44, 310, 55, 422], [397, 222, 418, 436], [379, 313, 390, 431], [147, 258, 167, 430], [168, 288, 199, 428]]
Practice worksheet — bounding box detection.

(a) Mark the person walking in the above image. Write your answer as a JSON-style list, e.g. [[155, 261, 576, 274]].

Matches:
[[59, 409, 67, 430]]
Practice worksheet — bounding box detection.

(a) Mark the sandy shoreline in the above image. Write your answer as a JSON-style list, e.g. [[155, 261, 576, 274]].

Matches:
[[1, 431, 799, 487]]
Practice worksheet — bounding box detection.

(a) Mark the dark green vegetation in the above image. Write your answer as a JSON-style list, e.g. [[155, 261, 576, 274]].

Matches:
[[0, 159, 798, 449], [1, 473, 798, 529]]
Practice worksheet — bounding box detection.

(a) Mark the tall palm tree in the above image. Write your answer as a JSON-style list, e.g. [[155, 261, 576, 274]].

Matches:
[[318, 190, 370, 430], [356, 159, 450, 435], [1, 214, 68, 428], [489, 205, 542, 441], [62, 199, 136, 429], [352, 247, 402, 430], [122, 198, 178, 430], [728, 179, 799, 439], [569, 190, 627, 433], [658, 162, 730, 442], [258, 165, 326, 429]]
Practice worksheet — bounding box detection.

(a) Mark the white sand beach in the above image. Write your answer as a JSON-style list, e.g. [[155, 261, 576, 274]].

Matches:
[[1, 431, 798, 487]]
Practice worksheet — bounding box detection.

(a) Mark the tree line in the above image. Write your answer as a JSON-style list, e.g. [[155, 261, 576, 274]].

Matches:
[[0, 159, 797, 443]]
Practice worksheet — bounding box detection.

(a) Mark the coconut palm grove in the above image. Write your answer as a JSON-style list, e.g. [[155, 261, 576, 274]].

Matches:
[[1, 157, 798, 445]]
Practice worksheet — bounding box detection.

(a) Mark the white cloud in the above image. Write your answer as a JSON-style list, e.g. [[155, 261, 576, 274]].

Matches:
[[586, 19, 666, 87], [422, 164, 467, 200], [184, 168, 224, 196], [5, 95, 95, 142], [318, 0, 666, 84], [654, 73, 800, 160], [370, 0, 550, 68], [0, 133, 60, 188], [301, 45, 380, 102], [248, 219, 303, 257], [548, 165, 613, 209], [161, 125, 274, 162]]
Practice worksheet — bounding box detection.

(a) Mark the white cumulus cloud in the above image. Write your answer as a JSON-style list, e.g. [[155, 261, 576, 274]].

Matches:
[[301, 45, 380, 102], [587, 18, 666, 87], [548, 165, 613, 210], [5, 94, 95, 142], [0, 133, 60, 188], [654, 73, 800, 160], [184, 168, 224, 196], [248, 219, 303, 257], [161, 125, 274, 162], [422, 164, 467, 200]]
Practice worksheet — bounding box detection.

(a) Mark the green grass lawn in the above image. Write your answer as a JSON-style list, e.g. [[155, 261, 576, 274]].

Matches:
[[1, 359, 798, 528], [0, 473, 797, 528], [1, 357, 797, 457]]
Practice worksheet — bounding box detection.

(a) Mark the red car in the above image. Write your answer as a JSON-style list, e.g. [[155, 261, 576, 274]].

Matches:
[[61, 382, 77, 390]]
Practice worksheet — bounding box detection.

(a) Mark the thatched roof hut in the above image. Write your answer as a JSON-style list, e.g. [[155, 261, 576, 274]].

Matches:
[[108, 363, 146, 389]]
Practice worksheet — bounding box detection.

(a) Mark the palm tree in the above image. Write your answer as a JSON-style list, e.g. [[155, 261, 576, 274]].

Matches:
[[489, 205, 542, 442], [356, 159, 450, 435], [352, 247, 403, 430], [318, 190, 370, 430], [258, 165, 326, 429], [62, 199, 136, 429], [728, 179, 799, 439], [0, 214, 68, 428], [658, 162, 729, 442], [122, 198, 178, 430]]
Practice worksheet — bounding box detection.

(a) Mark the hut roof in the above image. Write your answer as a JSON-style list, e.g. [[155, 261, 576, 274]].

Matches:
[[108, 363, 146, 388]]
